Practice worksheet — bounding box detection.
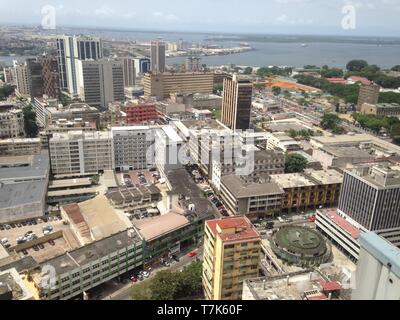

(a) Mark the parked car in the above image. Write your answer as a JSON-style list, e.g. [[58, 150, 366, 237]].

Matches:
[[142, 271, 150, 278], [130, 276, 138, 283], [4, 224, 11, 230], [22, 249, 28, 255], [187, 251, 197, 258], [38, 243, 45, 249], [48, 239, 55, 246], [32, 245, 39, 251], [24, 231, 33, 237]]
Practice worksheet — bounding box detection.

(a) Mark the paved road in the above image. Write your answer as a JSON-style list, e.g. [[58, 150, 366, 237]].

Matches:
[[101, 248, 203, 300]]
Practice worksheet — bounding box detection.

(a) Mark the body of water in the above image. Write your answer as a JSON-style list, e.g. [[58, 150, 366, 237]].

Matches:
[[1, 29, 400, 69]]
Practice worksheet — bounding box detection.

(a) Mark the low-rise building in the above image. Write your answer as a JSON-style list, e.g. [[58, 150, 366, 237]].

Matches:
[[49, 131, 113, 175], [270, 169, 343, 212], [361, 102, 400, 117], [266, 133, 302, 152], [0, 104, 24, 138], [0, 138, 41, 156], [126, 103, 158, 125]]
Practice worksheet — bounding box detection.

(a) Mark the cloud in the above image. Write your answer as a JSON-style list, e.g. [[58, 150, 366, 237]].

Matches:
[[152, 11, 179, 21]]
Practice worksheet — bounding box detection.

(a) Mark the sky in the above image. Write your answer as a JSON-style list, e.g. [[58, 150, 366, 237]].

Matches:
[[1, 0, 400, 36]]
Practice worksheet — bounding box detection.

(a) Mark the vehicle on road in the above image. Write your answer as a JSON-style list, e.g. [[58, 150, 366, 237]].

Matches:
[[187, 251, 197, 258], [38, 243, 45, 249], [48, 239, 55, 246], [32, 245, 39, 251], [130, 276, 138, 283]]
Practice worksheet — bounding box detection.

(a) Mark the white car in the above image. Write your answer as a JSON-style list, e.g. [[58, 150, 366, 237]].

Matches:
[[1, 238, 8, 245], [142, 271, 150, 278]]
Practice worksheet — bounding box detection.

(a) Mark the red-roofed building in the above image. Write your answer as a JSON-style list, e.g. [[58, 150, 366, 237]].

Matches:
[[203, 216, 261, 300], [347, 76, 371, 86], [326, 78, 347, 85], [126, 103, 158, 124]]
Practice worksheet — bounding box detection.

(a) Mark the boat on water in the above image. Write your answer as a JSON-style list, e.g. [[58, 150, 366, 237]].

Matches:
[[301, 43, 309, 47]]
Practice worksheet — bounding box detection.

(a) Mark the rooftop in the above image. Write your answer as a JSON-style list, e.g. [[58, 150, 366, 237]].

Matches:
[[133, 212, 190, 242], [304, 169, 343, 185], [321, 146, 374, 159], [221, 175, 284, 198], [317, 208, 361, 239], [206, 216, 260, 244], [0, 180, 47, 210], [271, 172, 315, 189]]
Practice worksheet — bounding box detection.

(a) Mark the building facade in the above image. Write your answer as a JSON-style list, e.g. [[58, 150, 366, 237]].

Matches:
[[150, 40, 166, 73], [126, 103, 158, 125], [202, 216, 261, 300], [357, 83, 380, 111], [221, 74, 253, 131], [0, 107, 24, 138]]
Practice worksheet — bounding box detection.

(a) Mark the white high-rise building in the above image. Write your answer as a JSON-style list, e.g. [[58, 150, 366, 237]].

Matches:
[[56, 35, 103, 96], [150, 40, 166, 73], [76, 59, 125, 109]]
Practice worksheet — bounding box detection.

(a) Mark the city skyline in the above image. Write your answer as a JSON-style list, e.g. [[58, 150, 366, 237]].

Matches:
[[1, 0, 400, 37]]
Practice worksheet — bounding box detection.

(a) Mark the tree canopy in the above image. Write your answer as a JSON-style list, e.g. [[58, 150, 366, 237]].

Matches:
[[23, 105, 39, 138], [346, 60, 368, 72], [0, 85, 15, 100], [272, 86, 281, 96], [285, 153, 308, 173], [320, 113, 342, 132]]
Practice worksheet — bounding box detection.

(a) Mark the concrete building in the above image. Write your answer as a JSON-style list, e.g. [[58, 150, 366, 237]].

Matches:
[[0, 151, 49, 223], [192, 93, 223, 110], [49, 131, 113, 175], [202, 216, 261, 300], [56, 35, 103, 96], [0, 138, 41, 156], [111, 126, 154, 171], [126, 103, 158, 125], [100, 102, 126, 128], [361, 102, 400, 117], [352, 232, 400, 300], [3, 66, 17, 86], [270, 169, 343, 212], [14, 62, 30, 97], [133, 57, 150, 76], [221, 74, 253, 131], [38, 55, 60, 99], [143, 72, 214, 100], [338, 165, 400, 247], [186, 56, 201, 72], [0, 105, 24, 138], [357, 83, 380, 111], [266, 132, 302, 152], [26, 58, 44, 98], [77, 59, 125, 109], [150, 40, 166, 73], [120, 57, 136, 87], [220, 175, 284, 217]]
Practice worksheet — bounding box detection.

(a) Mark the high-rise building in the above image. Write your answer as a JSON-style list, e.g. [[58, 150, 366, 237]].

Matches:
[[126, 103, 158, 125], [56, 35, 103, 96], [38, 55, 60, 99], [120, 57, 136, 87], [14, 62, 30, 97], [77, 59, 125, 109], [3, 66, 17, 86], [186, 56, 201, 72], [352, 232, 400, 300], [143, 72, 214, 100], [221, 74, 253, 130], [338, 165, 400, 247], [202, 216, 261, 300], [133, 57, 150, 76], [150, 40, 166, 73], [357, 83, 380, 111], [26, 58, 44, 98]]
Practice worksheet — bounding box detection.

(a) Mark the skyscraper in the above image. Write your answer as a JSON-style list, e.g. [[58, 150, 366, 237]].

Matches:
[[37, 55, 60, 99], [133, 57, 150, 76], [120, 57, 136, 87], [14, 62, 30, 97], [56, 35, 103, 96], [357, 83, 380, 111], [150, 40, 166, 73], [77, 59, 125, 109], [221, 74, 253, 130], [26, 58, 44, 98], [202, 216, 261, 300]]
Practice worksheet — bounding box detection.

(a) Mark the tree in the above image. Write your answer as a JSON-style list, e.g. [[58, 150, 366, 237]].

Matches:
[[0, 84, 15, 100], [272, 86, 281, 96], [320, 113, 342, 130], [243, 67, 252, 75], [213, 83, 223, 94], [23, 105, 39, 138], [253, 83, 265, 90], [285, 153, 308, 173], [391, 65, 400, 72], [149, 270, 180, 300], [346, 60, 368, 72]]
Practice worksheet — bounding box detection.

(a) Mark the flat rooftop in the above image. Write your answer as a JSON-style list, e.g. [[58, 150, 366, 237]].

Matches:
[[47, 187, 98, 197], [133, 212, 190, 242], [221, 175, 284, 198], [304, 169, 343, 185], [321, 146, 374, 159], [271, 173, 316, 188], [0, 180, 47, 210], [48, 178, 93, 189], [180, 119, 228, 131], [317, 208, 360, 239], [206, 217, 260, 244]]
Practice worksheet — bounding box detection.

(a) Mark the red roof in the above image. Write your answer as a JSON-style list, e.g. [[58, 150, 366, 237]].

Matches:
[[319, 279, 342, 292], [348, 76, 371, 85], [326, 77, 347, 84], [306, 293, 328, 300], [318, 208, 360, 239], [206, 217, 260, 243]]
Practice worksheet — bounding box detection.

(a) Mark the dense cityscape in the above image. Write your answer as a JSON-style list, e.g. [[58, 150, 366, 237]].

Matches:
[[0, 2, 400, 305]]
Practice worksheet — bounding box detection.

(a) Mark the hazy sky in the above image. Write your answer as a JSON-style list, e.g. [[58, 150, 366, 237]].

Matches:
[[1, 0, 400, 36]]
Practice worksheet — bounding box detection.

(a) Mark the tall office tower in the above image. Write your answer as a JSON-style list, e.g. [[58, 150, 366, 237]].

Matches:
[[221, 74, 253, 131], [357, 83, 380, 111], [3, 66, 17, 86], [202, 216, 261, 300], [120, 57, 136, 87], [352, 232, 400, 300], [38, 55, 60, 99], [133, 57, 150, 76], [26, 58, 44, 98], [77, 59, 125, 109], [150, 40, 166, 73], [338, 165, 400, 247], [56, 35, 103, 96], [185, 56, 201, 72], [14, 63, 30, 97]]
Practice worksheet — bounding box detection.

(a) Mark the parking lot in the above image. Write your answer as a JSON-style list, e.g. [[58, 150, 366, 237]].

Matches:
[[118, 169, 159, 187], [0, 215, 65, 248]]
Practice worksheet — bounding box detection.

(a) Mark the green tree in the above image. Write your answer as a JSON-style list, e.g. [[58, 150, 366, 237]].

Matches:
[[272, 86, 281, 96], [253, 83, 265, 90], [285, 153, 308, 173], [320, 113, 342, 130], [176, 261, 203, 298], [149, 270, 180, 300], [346, 60, 368, 72], [243, 67, 253, 75], [391, 65, 400, 72], [0, 84, 15, 100], [213, 83, 223, 94], [23, 105, 39, 137]]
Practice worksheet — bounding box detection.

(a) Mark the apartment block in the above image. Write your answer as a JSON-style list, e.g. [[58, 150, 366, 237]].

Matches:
[[361, 102, 400, 117], [150, 40, 166, 73], [112, 126, 154, 171], [144, 72, 214, 100], [0, 105, 24, 138], [126, 103, 158, 125], [49, 131, 113, 175], [202, 216, 261, 300], [357, 83, 380, 111], [0, 138, 41, 156]]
